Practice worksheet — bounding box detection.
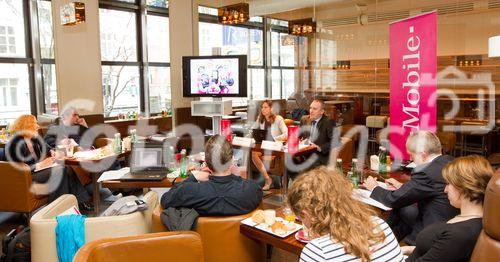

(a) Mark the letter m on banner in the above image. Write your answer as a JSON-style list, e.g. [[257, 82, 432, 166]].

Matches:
[[389, 11, 437, 161]]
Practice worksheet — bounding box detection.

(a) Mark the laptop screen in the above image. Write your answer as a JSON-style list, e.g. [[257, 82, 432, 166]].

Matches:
[[131, 146, 164, 171]]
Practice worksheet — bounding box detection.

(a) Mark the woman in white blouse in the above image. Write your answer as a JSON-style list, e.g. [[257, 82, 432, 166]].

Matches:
[[251, 100, 287, 190]]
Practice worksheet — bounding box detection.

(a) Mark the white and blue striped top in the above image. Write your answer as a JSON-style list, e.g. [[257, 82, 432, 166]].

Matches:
[[300, 217, 404, 262]]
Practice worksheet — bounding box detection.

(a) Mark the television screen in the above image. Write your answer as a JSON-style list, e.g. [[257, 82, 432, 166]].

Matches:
[[183, 55, 247, 97]]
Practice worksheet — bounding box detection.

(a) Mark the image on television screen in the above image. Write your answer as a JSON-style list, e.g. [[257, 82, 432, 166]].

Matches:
[[190, 58, 239, 95]]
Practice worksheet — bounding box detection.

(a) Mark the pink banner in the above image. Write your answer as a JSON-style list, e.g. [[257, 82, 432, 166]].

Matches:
[[389, 11, 437, 160]]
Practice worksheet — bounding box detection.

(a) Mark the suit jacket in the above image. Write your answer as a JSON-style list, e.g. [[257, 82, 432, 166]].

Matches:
[[300, 115, 336, 165], [44, 123, 92, 149], [370, 155, 459, 241], [5, 135, 51, 172]]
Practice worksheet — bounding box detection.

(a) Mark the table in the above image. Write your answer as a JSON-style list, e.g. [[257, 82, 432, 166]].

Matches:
[[240, 168, 412, 256], [101, 177, 176, 189], [65, 150, 130, 215]]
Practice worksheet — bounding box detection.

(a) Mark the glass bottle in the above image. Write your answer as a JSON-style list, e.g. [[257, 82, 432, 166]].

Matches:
[[180, 149, 187, 178], [378, 146, 387, 176], [113, 133, 122, 154], [352, 158, 363, 184], [336, 158, 343, 175], [348, 171, 358, 188]]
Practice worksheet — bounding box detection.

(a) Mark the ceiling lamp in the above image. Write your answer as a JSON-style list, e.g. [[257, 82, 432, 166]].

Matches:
[[218, 3, 249, 25], [289, 18, 316, 36], [489, 36, 500, 58]]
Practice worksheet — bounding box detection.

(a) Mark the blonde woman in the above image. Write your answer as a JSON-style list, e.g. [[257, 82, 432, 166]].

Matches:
[[287, 166, 404, 262], [405, 155, 493, 261], [6, 115, 91, 206], [251, 100, 287, 190]]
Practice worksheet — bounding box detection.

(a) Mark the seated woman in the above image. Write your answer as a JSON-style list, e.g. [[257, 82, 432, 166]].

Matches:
[[5, 115, 91, 208], [250, 100, 287, 190], [287, 166, 404, 262], [404, 155, 493, 261]]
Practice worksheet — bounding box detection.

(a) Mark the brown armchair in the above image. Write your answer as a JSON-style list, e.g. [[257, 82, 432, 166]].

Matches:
[[74, 232, 204, 262], [152, 205, 266, 262], [471, 168, 500, 261], [0, 161, 47, 216]]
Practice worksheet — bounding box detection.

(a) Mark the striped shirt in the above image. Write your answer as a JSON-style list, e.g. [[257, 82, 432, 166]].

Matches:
[[300, 217, 404, 262]]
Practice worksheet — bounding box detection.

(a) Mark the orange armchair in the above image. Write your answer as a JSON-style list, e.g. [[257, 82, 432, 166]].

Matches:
[[152, 205, 266, 262], [74, 231, 204, 262], [471, 169, 500, 261], [0, 161, 47, 216]]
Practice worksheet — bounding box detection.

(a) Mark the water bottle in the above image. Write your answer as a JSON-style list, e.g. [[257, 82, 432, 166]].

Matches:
[[336, 158, 343, 175], [180, 149, 187, 178], [165, 145, 175, 170], [378, 146, 387, 176], [348, 171, 358, 188], [113, 133, 122, 154], [352, 158, 363, 184], [130, 129, 137, 144]]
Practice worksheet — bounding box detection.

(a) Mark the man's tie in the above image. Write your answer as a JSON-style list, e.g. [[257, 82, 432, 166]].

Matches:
[[310, 120, 317, 141]]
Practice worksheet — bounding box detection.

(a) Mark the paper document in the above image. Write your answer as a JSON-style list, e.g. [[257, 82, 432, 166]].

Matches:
[[34, 163, 59, 173], [406, 162, 416, 168], [352, 189, 392, 211], [97, 167, 130, 182]]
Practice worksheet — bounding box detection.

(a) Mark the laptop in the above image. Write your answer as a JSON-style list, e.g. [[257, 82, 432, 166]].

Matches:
[[120, 143, 168, 181], [252, 129, 268, 144]]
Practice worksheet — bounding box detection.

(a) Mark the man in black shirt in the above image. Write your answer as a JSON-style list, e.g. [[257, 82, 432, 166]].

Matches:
[[161, 135, 262, 216], [365, 131, 458, 245]]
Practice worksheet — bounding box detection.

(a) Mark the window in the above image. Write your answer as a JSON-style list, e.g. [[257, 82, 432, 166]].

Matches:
[[0, 0, 31, 125], [99, 1, 171, 117], [0, 26, 16, 54], [198, 8, 264, 105], [37, 0, 58, 115], [270, 30, 299, 99]]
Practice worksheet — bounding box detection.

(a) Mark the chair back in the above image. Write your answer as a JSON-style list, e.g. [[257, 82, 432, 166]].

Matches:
[[74, 232, 204, 262], [471, 168, 500, 261], [0, 161, 47, 213], [152, 205, 266, 262]]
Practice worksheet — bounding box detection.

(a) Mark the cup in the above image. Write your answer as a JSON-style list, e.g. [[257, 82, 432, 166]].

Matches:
[[283, 207, 296, 223], [263, 209, 276, 226], [65, 145, 74, 157], [55, 145, 66, 159], [122, 137, 132, 151]]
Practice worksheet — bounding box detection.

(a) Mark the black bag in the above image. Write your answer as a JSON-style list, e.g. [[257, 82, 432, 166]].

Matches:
[[1, 226, 31, 262]]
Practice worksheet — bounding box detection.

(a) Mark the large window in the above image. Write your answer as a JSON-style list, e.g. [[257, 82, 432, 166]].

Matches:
[[0, 0, 30, 125], [0, 0, 59, 125], [37, 0, 58, 115], [198, 8, 264, 105], [99, 0, 170, 117]]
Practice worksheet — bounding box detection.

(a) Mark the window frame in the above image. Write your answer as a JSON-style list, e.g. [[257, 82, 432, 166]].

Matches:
[[198, 8, 266, 101], [99, 0, 171, 117]]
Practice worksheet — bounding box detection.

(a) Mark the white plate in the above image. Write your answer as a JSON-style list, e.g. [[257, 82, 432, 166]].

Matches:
[[241, 217, 302, 238]]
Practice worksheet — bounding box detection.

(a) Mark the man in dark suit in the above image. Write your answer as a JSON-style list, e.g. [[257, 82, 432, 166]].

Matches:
[[365, 131, 458, 245], [299, 99, 336, 167]]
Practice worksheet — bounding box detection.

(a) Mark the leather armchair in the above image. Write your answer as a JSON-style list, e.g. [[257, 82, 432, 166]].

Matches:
[[0, 161, 48, 215], [30, 191, 158, 262], [74, 231, 204, 262], [471, 168, 500, 261], [152, 205, 266, 262]]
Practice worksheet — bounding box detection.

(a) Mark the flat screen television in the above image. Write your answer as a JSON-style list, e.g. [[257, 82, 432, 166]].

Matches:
[[182, 55, 247, 97]]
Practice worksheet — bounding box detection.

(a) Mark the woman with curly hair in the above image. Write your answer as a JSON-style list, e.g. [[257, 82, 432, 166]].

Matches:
[[287, 166, 404, 262], [405, 155, 493, 261]]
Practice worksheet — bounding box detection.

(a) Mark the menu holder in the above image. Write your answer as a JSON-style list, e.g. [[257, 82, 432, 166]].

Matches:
[[241, 217, 302, 238], [232, 136, 253, 147], [261, 140, 283, 151]]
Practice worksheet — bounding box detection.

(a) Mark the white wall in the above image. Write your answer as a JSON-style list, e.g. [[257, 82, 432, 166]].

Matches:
[[52, 0, 104, 115]]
